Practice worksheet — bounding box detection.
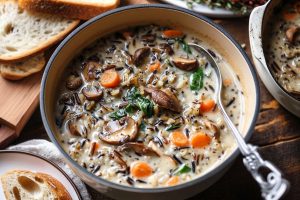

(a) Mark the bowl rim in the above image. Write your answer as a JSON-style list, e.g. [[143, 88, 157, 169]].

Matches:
[[40, 4, 260, 193], [260, 0, 300, 101]]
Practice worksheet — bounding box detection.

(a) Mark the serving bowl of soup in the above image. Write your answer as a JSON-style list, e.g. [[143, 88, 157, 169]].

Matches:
[[41, 4, 260, 200], [249, 0, 300, 117]]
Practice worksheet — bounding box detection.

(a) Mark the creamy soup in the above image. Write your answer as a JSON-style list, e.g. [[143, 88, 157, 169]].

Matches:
[[265, 0, 300, 99], [55, 25, 244, 188]]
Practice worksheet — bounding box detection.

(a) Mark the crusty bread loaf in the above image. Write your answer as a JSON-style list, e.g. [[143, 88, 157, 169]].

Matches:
[[0, 53, 45, 80], [0, 0, 80, 62], [1, 170, 72, 200], [19, 0, 120, 20]]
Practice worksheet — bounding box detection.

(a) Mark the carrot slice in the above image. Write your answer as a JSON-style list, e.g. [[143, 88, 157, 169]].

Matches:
[[170, 131, 189, 147], [190, 132, 211, 148], [223, 79, 232, 87], [162, 30, 183, 38], [130, 161, 153, 178], [200, 99, 215, 113], [149, 62, 161, 72], [100, 69, 121, 88], [166, 176, 180, 186], [283, 11, 297, 21]]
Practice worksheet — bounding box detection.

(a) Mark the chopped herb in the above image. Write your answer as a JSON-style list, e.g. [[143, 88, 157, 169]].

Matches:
[[124, 87, 154, 117], [139, 121, 146, 132], [125, 103, 136, 113], [166, 59, 175, 68], [165, 123, 181, 131], [177, 38, 191, 54], [173, 164, 191, 175], [109, 109, 127, 120], [136, 97, 154, 117], [109, 103, 136, 120], [187, 0, 267, 14], [125, 87, 140, 101], [190, 68, 204, 91]]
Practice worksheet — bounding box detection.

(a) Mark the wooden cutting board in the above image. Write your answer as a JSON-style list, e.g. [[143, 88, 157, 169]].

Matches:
[[0, 72, 42, 148]]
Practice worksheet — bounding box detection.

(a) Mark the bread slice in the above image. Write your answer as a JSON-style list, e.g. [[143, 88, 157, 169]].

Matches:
[[1, 170, 72, 200], [0, 0, 80, 62], [18, 0, 120, 20], [0, 53, 45, 80]]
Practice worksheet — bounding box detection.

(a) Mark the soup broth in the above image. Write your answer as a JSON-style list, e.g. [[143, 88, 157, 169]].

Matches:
[[55, 25, 244, 188]]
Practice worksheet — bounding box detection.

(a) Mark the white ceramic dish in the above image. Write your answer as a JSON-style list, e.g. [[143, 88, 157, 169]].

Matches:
[[160, 0, 247, 18], [0, 150, 82, 200], [249, 0, 300, 117]]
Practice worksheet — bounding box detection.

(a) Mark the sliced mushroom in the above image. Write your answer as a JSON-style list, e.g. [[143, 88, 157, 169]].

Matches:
[[118, 142, 159, 156], [99, 117, 138, 145], [286, 25, 299, 43], [66, 75, 82, 90], [58, 92, 74, 105], [83, 61, 100, 80], [171, 57, 198, 71], [110, 150, 127, 170], [82, 86, 103, 101], [159, 43, 174, 55], [133, 47, 150, 66], [144, 87, 182, 113], [141, 34, 156, 43], [67, 114, 89, 137]]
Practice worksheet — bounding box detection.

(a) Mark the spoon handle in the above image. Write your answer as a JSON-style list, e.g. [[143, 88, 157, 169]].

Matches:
[[243, 144, 289, 200], [218, 103, 289, 200], [189, 43, 289, 199]]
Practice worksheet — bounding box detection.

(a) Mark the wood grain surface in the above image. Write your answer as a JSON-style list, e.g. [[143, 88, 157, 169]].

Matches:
[[0, 71, 41, 147], [9, 2, 300, 200]]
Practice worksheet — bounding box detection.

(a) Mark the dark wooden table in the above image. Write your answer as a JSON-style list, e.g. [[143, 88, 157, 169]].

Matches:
[[13, 2, 300, 200]]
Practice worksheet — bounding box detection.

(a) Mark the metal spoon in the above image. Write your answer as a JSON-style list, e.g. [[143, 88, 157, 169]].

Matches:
[[189, 43, 289, 200]]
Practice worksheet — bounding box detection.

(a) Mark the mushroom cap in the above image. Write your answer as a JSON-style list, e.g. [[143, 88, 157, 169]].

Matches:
[[133, 47, 150, 66], [118, 142, 160, 156], [82, 86, 103, 101], [66, 75, 82, 90], [171, 57, 198, 71], [83, 61, 100, 81], [144, 87, 182, 113], [99, 117, 138, 145]]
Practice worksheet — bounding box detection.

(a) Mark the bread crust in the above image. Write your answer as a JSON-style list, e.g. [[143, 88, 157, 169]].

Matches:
[[0, 0, 80, 63], [19, 0, 120, 20], [37, 173, 72, 200], [0, 53, 45, 80]]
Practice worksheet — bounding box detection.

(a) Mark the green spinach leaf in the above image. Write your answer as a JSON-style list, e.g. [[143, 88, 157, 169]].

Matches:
[[136, 97, 154, 118], [139, 121, 146, 132], [190, 68, 204, 91], [165, 123, 181, 131], [177, 39, 192, 54], [109, 109, 127, 120], [173, 164, 191, 175], [123, 87, 154, 118]]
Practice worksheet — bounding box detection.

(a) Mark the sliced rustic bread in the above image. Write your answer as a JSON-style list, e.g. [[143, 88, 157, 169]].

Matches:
[[0, 0, 80, 62], [0, 53, 45, 80], [1, 170, 72, 200], [18, 0, 120, 20]]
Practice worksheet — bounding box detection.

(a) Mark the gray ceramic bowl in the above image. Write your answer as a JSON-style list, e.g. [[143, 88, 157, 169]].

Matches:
[[249, 0, 300, 117], [40, 4, 260, 200]]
